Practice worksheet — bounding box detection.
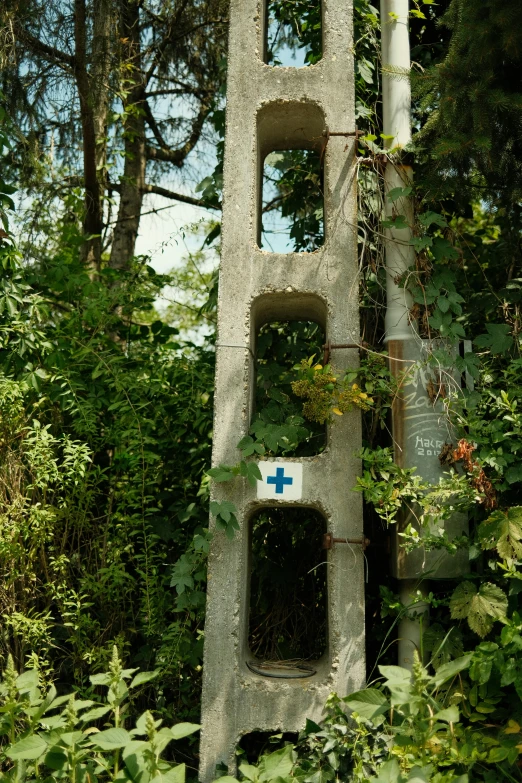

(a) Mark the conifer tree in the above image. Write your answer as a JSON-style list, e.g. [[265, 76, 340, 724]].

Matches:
[[414, 0, 522, 201]]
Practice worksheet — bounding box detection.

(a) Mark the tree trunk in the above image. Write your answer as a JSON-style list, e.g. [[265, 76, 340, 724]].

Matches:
[[92, 0, 114, 215], [74, 0, 104, 271], [109, 0, 146, 271]]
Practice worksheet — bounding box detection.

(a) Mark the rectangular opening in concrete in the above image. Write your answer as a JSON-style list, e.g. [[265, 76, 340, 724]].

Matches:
[[238, 731, 298, 764], [260, 148, 324, 252], [265, 0, 322, 67], [248, 507, 328, 665], [253, 319, 326, 456]]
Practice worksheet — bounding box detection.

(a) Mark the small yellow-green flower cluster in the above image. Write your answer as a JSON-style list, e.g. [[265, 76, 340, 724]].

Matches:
[[291, 361, 374, 424], [336, 383, 374, 415], [292, 366, 338, 424]]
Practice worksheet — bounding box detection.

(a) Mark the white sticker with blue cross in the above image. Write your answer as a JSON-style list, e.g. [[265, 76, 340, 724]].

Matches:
[[257, 462, 303, 501]]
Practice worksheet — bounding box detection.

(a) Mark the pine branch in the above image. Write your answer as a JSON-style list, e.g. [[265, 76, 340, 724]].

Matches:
[[381, 64, 411, 81], [144, 0, 192, 85], [15, 27, 75, 70]]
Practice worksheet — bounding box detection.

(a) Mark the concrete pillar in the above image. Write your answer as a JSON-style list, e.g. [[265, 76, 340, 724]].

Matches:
[[199, 1, 364, 779]]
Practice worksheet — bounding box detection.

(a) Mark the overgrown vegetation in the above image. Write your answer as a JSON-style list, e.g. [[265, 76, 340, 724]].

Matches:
[[0, 647, 199, 781], [0, 0, 522, 780]]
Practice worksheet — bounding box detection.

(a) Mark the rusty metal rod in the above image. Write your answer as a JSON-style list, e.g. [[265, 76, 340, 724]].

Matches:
[[323, 532, 371, 551], [322, 130, 365, 137], [323, 342, 360, 349], [322, 341, 360, 365]]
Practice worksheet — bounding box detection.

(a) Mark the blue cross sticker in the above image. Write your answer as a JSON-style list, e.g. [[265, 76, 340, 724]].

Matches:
[[257, 462, 302, 500], [266, 467, 294, 495]]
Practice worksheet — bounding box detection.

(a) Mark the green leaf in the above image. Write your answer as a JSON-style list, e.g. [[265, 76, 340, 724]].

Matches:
[[92, 727, 131, 750], [57, 730, 84, 747], [382, 215, 409, 231], [431, 237, 460, 262], [474, 324, 514, 355], [505, 466, 522, 485], [432, 705, 459, 723], [387, 186, 412, 203], [224, 514, 240, 539], [345, 688, 389, 720], [461, 352, 480, 380], [479, 507, 522, 560], [162, 765, 187, 783], [239, 763, 259, 782], [378, 665, 412, 685], [259, 746, 294, 782], [428, 308, 453, 333], [207, 466, 235, 482], [304, 718, 322, 735], [449, 582, 476, 620], [469, 642, 498, 685], [410, 236, 433, 252], [44, 746, 68, 770], [238, 435, 254, 450], [16, 669, 39, 692], [130, 670, 160, 688], [418, 210, 447, 228], [246, 462, 262, 487], [90, 672, 111, 685], [210, 500, 237, 523], [122, 738, 146, 758], [437, 296, 450, 313], [358, 60, 374, 84], [488, 747, 509, 763], [122, 740, 147, 779], [80, 705, 111, 722], [431, 654, 472, 687], [170, 722, 200, 740], [372, 759, 400, 783], [267, 387, 288, 403], [170, 554, 195, 594], [423, 624, 464, 671], [7, 734, 48, 760], [195, 176, 212, 193], [450, 582, 508, 637]]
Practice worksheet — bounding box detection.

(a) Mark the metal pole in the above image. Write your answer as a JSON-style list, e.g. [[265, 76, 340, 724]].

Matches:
[[381, 0, 415, 343], [380, 0, 429, 669]]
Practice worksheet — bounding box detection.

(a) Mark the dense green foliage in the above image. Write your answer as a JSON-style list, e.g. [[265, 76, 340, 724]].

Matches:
[[0, 182, 214, 729], [0, 0, 522, 780], [0, 649, 200, 782]]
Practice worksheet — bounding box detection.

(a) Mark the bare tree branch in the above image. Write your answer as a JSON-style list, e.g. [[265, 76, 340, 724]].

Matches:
[[143, 100, 169, 150], [145, 102, 211, 166], [142, 183, 219, 210]]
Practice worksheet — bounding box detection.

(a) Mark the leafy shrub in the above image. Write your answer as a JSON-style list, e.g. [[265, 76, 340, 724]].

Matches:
[[0, 647, 198, 782]]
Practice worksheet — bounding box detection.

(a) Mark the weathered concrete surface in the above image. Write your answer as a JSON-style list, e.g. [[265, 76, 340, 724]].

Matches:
[[199, 2, 364, 779], [388, 338, 469, 580]]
